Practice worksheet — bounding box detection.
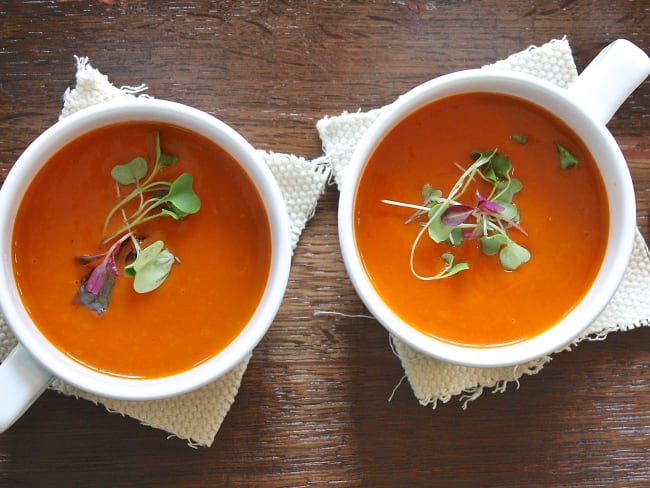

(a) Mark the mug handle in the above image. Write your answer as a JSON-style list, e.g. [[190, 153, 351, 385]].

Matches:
[[568, 39, 650, 125], [0, 344, 53, 433]]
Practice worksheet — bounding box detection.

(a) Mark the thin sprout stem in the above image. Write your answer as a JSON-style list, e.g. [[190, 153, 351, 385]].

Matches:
[[101, 209, 172, 247], [141, 180, 172, 193], [492, 175, 512, 202], [101, 200, 164, 246], [383, 197, 461, 225], [117, 201, 142, 253], [407, 214, 466, 281], [484, 220, 513, 242], [440, 151, 495, 214], [123, 197, 164, 226], [140, 159, 161, 188], [484, 210, 527, 236], [381, 200, 430, 212], [103, 184, 140, 235], [409, 214, 438, 280], [98, 232, 131, 264], [103, 178, 171, 236], [126, 210, 170, 229]]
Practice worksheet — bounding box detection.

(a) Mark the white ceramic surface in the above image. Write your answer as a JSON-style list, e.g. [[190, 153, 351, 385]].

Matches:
[[338, 39, 650, 368], [0, 99, 292, 432]]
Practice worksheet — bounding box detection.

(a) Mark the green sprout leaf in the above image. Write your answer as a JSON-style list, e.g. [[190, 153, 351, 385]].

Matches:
[[426, 205, 454, 243], [154, 133, 179, 170], [499, 241, 531, 271], [511, 134, 528, 144], [493, 178, 522, 204], [111, 157, 148, 185], [437, 252, 469, 279], [160, 208, 182, 220], [471, 150, 511, 183], [491, 154, 512, 179], [422, 184, 442, 203], [480, 234, 508, 255], [557, 143, 579, 169], [446, 227, 464, 247], [496, 202, 520, 222], [124, 240, 176, 293], [160, 173, 201, 217]]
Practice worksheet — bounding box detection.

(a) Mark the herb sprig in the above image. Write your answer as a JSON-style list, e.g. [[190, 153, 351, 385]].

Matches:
[[75, 133, 201, 314], [381, 137, 580, 281], [382, 149, 530, 280]]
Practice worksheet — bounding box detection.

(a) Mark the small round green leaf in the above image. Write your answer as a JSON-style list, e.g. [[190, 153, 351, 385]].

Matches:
[[499, 241, 531, 271], [111, 157, 148, 185], [480, 234, 508, 255], [126, 240, 176, 293], [163, 173, 201, 215]]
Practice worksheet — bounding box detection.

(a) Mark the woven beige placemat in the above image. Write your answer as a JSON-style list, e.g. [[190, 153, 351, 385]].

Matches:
[[0, 57, 330, 447], [317, 38, 650, 408]]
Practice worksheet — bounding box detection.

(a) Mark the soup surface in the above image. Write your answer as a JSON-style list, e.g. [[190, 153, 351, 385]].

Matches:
[[354, 92, 608, 347], [13, 122, 272, 378]]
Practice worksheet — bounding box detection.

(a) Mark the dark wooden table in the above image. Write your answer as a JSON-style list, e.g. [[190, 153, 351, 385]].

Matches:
[[1, 1, 649, 486]]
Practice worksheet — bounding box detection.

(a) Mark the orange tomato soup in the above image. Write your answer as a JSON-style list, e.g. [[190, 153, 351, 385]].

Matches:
[[13, 122, 272, 378], [354, 92, 608, 347]]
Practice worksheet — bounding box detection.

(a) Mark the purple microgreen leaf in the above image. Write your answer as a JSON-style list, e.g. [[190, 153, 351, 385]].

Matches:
[[441, 204, 475, 226], [85, 263, 108, 296], [76, 272, 115, 315], [79, 234, 127, 296], [476, 191, 505, 213], [106, 253, 119, 277], [494, 202, 519, 221], [464, 226, 483, 239]]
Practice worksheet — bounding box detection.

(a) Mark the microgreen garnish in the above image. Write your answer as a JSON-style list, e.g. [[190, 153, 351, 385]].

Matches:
[[382, 149, 530, 280], [557, 143, 578, 169], [75, 133, 201, 314], [511, 134, 528, 144]]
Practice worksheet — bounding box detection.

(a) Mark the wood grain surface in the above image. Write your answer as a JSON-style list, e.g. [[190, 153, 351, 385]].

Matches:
[[1, 1, 648, 487]]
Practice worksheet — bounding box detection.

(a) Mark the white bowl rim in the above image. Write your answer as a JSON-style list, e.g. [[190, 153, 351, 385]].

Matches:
[[338, 69, 636, 368]]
